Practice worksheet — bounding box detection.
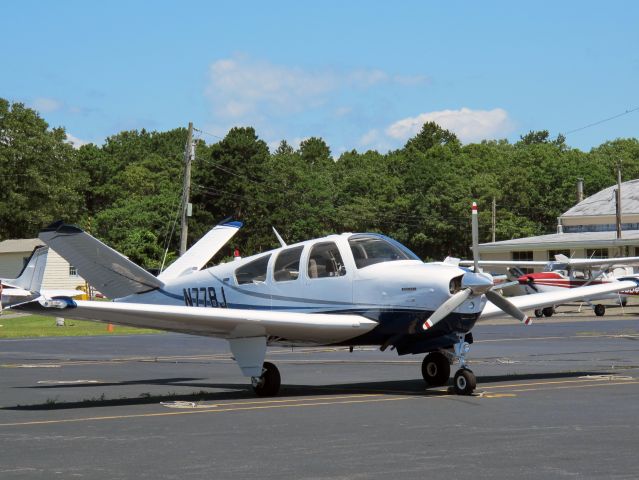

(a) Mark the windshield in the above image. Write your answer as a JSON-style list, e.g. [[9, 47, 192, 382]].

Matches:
[[544, 262, 568, 272], [348, 234, 419, 269]]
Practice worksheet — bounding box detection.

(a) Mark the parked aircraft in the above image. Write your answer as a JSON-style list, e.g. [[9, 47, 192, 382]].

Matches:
[[10, 207, 639, 396], [0, 246, 48, 309], [461, 255, 639, 317]]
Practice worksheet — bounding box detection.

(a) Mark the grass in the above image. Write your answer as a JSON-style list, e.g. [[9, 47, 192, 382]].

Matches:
[[0, 314, 161, 338]]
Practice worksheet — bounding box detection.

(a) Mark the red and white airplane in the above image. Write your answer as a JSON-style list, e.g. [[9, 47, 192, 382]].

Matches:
[[9, 204, 639, 396], [461, 255, 639, 317]]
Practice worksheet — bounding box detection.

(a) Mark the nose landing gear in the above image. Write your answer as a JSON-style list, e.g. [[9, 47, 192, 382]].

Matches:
[[422, 334, 477, 395]]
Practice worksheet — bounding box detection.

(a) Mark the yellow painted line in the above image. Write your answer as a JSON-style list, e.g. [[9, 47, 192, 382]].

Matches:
[[481, 377, 633, 390], [183, 393, 382, 408], [480, 393, 517, 398], [509, 380, 639, 393], [0, 396, 413, 428]]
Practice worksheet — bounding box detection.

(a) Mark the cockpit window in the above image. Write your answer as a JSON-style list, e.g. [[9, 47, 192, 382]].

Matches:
[[543, 262, 568, 272], [235, 254, 271, 285], [307, 242, 346, 278], [273, 246, 303, 282], [349, 234, 419, 269]]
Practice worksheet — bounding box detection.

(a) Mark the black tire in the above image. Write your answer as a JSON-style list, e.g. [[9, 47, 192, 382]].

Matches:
[[252, 362, 281, 397], [594, 304, 605, 317], [421, 351, 451, 387], [542, 306, 554, 317], [621, 297, 628, 307], [453, 368, 476, 396], [534, 309, 544, 318]]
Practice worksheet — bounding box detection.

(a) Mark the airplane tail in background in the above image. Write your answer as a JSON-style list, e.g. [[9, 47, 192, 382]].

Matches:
[[157, 220, 243, 282], [4, 246, 48, 292], [40, 222, 164, 299]]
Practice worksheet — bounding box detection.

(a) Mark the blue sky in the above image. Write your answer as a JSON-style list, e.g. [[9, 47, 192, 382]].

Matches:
[[2, 1, 638, 154]]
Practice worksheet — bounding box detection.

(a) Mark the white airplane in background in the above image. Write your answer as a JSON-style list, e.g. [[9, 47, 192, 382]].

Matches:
[[10, 206, 639, 396], [461, 255, 639, 317], [1, 246, 49, 309]]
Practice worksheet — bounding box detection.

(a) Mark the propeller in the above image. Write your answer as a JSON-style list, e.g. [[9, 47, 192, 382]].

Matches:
[[423, 201, 531, 330]]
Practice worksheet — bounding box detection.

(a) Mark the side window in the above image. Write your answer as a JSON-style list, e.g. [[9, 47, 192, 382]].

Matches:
[[235, 254, 271, 285], [307, 242, 346, 279], [274, 246, 303, 282]]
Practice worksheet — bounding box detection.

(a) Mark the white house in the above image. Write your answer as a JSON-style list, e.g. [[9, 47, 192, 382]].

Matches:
[[0, 238, 86, 290]]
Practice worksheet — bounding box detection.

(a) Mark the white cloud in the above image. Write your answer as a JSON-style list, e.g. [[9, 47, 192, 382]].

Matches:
[[205, 55, 429, 120], [31, 97, 63, 113], [65, 133, 90, 148], [385, 107, 514, 143]]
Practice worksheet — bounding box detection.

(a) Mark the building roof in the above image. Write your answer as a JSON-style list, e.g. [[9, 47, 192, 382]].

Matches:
[[562, 179, 639, 217], [0, 238, 44, 254], [479, 230, 639, 252]]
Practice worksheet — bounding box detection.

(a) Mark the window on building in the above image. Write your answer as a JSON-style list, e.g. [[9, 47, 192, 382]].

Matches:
[[235, 254, 271, 285], [273, 246, 303, 282], [586, 249, 607, 259], [547, 249, 570, 261], [69, 266, 78, 277], [512, 251, 534, 274], [307, 242, 346, 279]]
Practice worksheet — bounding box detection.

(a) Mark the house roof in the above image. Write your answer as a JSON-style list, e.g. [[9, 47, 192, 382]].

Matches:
[[562, 179, 639, 217], [0, 238, 45, 254], [479, 230, 639, 252]]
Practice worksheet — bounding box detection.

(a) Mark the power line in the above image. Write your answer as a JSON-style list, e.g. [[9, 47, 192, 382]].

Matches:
[[564, 106, 639, 135]]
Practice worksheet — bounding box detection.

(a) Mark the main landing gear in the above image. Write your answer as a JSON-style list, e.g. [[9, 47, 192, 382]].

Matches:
[[251, 362, 281, 396], [534, 306, 555, 318], [421, 334, 476, 395]]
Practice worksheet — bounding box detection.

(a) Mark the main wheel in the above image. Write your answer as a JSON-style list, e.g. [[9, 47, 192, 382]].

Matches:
[[534, 309, 544, 318], [453, 368, 476, 395], [251, 362, 281, 397], [594, 304, 606, 317], [542, 306, 554, 317], [422, 351, 451, 387]]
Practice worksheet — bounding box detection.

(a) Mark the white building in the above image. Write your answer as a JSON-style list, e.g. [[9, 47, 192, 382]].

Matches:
[[479, 180, 639, 271], [0, 238, 86, 290]]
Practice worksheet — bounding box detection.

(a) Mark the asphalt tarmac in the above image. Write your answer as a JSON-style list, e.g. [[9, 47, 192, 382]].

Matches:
[[1, 308, 639, 479]]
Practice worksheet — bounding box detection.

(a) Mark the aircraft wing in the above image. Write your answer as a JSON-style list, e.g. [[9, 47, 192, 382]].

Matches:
[[458, 259, 548, 268], [12, 300, 378, 344], [480, 279, 639, 320], [556, 254, 639, 268]]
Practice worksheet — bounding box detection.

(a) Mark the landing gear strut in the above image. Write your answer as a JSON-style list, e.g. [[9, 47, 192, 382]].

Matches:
[[251, 361, 281, 397], [451, 333, 476, 396], [422, 351, 451, 387]]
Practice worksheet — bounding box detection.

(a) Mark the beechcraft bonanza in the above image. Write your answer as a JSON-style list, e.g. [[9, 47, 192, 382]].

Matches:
[[10, 205, 639, 396], [460, 254, 639, 317]]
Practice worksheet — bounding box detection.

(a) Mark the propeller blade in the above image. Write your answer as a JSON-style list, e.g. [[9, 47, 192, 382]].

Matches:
[[471, 201, 479, 273], [423, 288, 472, 330], [485, 289, 532, 325]]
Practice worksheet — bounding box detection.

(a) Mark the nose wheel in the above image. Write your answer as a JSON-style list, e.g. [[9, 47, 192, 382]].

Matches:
[[451, 333, 477, 395], [453, 368, 476, 395]]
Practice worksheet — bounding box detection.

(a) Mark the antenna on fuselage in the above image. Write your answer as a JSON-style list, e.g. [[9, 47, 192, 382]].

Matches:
[[272, 227, 287, 248]]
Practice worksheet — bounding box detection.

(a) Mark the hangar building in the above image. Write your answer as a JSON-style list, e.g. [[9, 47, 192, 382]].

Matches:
[[479, 179, 639, 271]]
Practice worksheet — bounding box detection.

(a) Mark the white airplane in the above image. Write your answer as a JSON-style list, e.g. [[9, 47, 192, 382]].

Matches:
[[0, 246, 49, 309], [461, 255, 639, 317], [10, 208, 639, 397]]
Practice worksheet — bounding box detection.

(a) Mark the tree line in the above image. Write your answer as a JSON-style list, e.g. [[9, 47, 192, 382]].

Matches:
[[2, 97, 638, 268]]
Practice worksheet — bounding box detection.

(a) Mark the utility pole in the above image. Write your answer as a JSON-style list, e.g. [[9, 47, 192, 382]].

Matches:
[[615, 160, 622, 240], [491, 197, 496, 243], [179, 122, 194, 256]]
